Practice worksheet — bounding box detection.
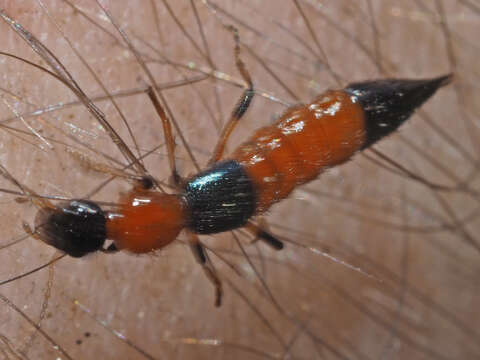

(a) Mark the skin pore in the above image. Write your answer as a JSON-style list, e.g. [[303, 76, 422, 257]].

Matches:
[[0, 1, 478, 359]]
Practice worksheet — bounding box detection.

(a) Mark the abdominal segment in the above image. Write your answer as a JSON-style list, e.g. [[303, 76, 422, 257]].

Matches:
[[232, 90, 366, 212]]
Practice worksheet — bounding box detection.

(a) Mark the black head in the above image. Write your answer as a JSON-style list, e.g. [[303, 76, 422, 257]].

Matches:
[[345, 74, 452, 148], [34, 200, 107, 258]]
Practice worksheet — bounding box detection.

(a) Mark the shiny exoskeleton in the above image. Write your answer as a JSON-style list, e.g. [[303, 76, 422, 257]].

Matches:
[[35, 75, 452, 257]]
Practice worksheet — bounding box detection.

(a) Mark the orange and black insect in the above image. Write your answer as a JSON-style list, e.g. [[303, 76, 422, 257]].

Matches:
[[31, 27, 452, 306], [34, 72, 451, 304]]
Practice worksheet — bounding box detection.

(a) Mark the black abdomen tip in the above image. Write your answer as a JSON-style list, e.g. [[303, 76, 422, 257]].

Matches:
[[345, 74, 453, 148]]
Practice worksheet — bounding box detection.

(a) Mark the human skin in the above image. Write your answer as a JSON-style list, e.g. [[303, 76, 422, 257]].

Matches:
[[0, 1, 478, 359]]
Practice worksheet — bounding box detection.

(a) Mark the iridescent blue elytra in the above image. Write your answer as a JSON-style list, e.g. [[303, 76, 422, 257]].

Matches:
[[183, 160, 256, 234]]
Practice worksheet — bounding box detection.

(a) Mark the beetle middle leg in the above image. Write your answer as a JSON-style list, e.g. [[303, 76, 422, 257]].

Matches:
[[187, 232, 223, 307], [208, 25, 254, 165]]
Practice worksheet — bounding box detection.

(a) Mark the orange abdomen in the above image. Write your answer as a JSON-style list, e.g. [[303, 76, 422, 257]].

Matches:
[[231, 90, 365, 212]]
